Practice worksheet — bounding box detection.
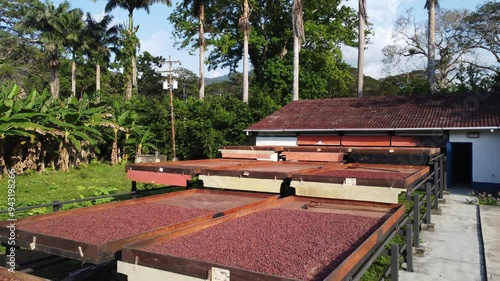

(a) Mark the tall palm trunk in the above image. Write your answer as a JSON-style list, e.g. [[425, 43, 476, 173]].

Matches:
[[292, 0, 304, 101], [96, 63, 101, 102], [125, 79, 133, 100], [49, 55, 60, 99], [132, 57, 137, 89], [199, 3, 205, 100], [357, 0, 366, 98], [71, 59, 77, 98], [292, 36, 300, 101], [96, 64, 101, 92], [126, 14, 136, 100], [242, 0, 250, 103], [427, 0, 436, 94]]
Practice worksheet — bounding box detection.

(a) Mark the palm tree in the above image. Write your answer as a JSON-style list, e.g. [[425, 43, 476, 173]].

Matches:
[[84, 13, 121, 101], [425, 0, 438, 94], [357, 0, 367, 97], [21, 1, 76, 99], [57, 8, 85, 98], [240, 0, 250, 103], [103, 0, 172, 99], [292, 0, 304, 101], [183, 0, 208, 100]]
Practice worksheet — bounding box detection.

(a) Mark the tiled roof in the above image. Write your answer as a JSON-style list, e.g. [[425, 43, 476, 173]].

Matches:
[[246, 93, 500, 131]]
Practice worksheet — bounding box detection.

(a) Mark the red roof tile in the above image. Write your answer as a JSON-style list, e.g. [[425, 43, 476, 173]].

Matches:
[[246, 93, 500, 131]]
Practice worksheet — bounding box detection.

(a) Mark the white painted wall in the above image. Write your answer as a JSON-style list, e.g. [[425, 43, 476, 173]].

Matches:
[[256, 136, 297, 146], [449, 130, 500, 184]]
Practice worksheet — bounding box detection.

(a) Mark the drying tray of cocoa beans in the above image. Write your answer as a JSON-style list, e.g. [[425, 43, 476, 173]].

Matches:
[[0, 189, 278, 264], [122, 195, 405, 281], [291, 163, 430, 188], [198, 161, 344, 180], [125, 158, 263, 175]]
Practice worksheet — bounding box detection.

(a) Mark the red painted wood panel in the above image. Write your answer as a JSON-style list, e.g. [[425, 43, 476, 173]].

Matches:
[[221, 152, 274, 160], [127, 170, 191, 187], [282, 151, 344, 162], [391, 136, 418, 147], [297, 135, 341, 146], [341, 136, 391, 147]]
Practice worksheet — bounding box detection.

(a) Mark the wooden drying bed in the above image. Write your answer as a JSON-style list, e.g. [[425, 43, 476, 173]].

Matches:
[[290, 164, 429, 203], [199, 161, 343, 180], [120, 196, 405, 281], [219, 145, 441, 156], [292, 163, 430, 188], [126, 159, 260, 187], [281, 146, 441, 155], [198, 161, 343, 194], [0, 189, 277, 264]]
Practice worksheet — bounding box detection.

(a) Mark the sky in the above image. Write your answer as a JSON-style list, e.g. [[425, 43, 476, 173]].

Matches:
[[57, 0, 487, 79]]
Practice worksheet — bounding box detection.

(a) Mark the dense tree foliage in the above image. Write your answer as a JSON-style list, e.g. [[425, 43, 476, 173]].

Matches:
[[0, 0, 498, 177], [169, 0, 358, 103]]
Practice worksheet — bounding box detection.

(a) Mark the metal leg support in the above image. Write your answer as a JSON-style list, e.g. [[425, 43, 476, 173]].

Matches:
[[433, 163, 439, 210], [413, 194, 420, 248], [426, 182, 432, 224], [391, 244, 399, 281], [52, 200, 61, 212], [406, 223, 413, 272], [439, 157, 444, 199], [131, 181, 137, 199]]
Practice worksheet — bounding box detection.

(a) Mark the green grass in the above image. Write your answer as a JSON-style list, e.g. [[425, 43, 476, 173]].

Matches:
[[0, 162, 170, 219]]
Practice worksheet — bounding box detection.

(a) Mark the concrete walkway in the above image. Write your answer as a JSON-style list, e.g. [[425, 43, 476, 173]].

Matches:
[[400, 187, 484, 281], [480, 205, 500, 281]]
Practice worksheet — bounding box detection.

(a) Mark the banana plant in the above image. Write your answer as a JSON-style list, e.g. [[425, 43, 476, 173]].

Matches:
[[0, 84, 54, 175], [125, 126, 158, 156], [100, 101, 135, 164], [49, 95, 104, 171]]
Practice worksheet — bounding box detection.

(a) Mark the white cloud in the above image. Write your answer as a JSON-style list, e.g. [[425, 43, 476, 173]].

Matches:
[[341, 0, 416, 79], [89, 11, 106, 22], [139, 30, 171, 57]]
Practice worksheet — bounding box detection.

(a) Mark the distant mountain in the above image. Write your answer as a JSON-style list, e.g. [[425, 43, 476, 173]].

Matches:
[[205, 74, 230, 85]]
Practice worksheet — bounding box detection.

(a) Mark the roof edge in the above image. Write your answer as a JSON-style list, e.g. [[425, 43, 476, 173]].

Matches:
[[244, 126, 500, 133]]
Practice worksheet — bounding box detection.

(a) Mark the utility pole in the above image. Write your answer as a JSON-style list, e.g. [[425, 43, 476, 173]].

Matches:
[[161, 56, 181, 161]]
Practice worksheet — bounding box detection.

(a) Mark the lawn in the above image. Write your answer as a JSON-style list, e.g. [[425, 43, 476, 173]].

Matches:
[[0, 163, 168, 219]]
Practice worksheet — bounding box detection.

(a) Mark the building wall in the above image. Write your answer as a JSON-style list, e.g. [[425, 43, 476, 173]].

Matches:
[[256, 135, 297, 146], [449, 130, 500, 185]]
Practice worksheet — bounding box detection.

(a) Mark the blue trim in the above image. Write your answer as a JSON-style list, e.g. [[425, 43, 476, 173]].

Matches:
[[472, 182, 500, 193]]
